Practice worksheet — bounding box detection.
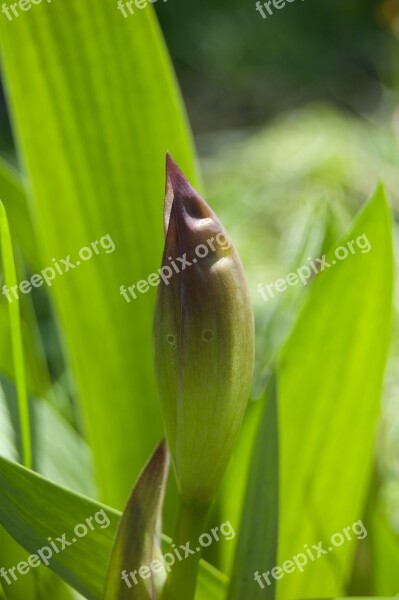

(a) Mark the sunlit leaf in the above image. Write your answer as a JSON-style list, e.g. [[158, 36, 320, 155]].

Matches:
[[227, 373, 278, 600], [0, 201, 30, 467], [0, 159, 39, 269], [278, 185, 394, 598], [32, 398, 97, 498], [0, 0, 197, 509], [370, 510, 399, 595]]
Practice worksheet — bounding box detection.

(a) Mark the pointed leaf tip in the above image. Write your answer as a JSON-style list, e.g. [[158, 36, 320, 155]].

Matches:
[[104, 439, 170, 599]]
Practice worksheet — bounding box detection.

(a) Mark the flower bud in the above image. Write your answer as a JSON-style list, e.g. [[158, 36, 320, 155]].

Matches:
[[153, 154, 254, 508]]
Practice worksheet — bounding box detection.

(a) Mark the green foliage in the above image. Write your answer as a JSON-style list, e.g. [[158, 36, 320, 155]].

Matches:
[[278, 186, 394, 598], [0, 202, 30, 467], [0, 0, 197, 509], [227, 373, 278, 600], [104, 440, 169, 599], [0, 1, 397, 599], [370, 511, 399, 595], [0, 454, 226, 600]]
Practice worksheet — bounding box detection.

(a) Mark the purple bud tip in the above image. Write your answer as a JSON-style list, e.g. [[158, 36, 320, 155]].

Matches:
[[164, 153, 213, 238]]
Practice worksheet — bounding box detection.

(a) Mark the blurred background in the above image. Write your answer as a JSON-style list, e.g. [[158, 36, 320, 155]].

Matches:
[[159, 0, 395, 131]]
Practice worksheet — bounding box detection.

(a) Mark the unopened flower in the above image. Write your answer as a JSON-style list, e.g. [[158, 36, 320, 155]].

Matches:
[[153, 154, 254, 508]]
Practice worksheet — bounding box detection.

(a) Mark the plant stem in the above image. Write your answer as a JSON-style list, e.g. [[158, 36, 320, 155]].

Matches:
[[162, 500, 209, 600]]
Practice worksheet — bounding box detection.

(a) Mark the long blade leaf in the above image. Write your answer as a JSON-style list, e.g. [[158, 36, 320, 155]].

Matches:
[[227, 373, 279, 600], [0, 201, 31, 467], [0, 0, 197, 508], [278, 185, 394, 597]]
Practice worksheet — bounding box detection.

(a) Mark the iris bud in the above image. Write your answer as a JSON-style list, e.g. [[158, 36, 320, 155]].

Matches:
[[153, 154, 254, 508]]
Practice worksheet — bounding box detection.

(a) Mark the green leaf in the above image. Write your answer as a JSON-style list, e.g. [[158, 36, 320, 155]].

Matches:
[[0, 521, 80, 600], [195, 562, 228, 600], [0, 161, 51, 397], [219, 203, 338, 574], [0, 201, 31, 467], [0, 159, 39, 270], [278, 185, 394, 598], [0, 389, 91, 600], [0, 383, 17, 461], [371, 510, 399, 595], [0, 384, 38, 600], [0, 454, 118, 599], [0, 311, 48, 397], [0, 391, 77, 600], [0, 455, 226, 600], [32, 398, 97, 498], [217, 401, 264, 574], [0, 381, 88, 600], [0, 0, 197, 508], [104, 440, 169, 600], [253, 201, 333, 398], [227, 373, 279, 600]]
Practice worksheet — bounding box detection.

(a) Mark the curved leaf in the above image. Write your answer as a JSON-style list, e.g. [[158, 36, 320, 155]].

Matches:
[[104, 440, 169, 600], [278, 185, 394, 598], [0, 455, 226, 600]]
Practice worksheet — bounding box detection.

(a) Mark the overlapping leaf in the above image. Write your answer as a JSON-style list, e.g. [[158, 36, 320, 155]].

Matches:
[[104, 440, 169, 600], [0, 0, 197, 508], [227, 373, 279, 600], [0, 455, 226, 600], [0, 202, 30, 466], [278, 186, 394, 598]]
